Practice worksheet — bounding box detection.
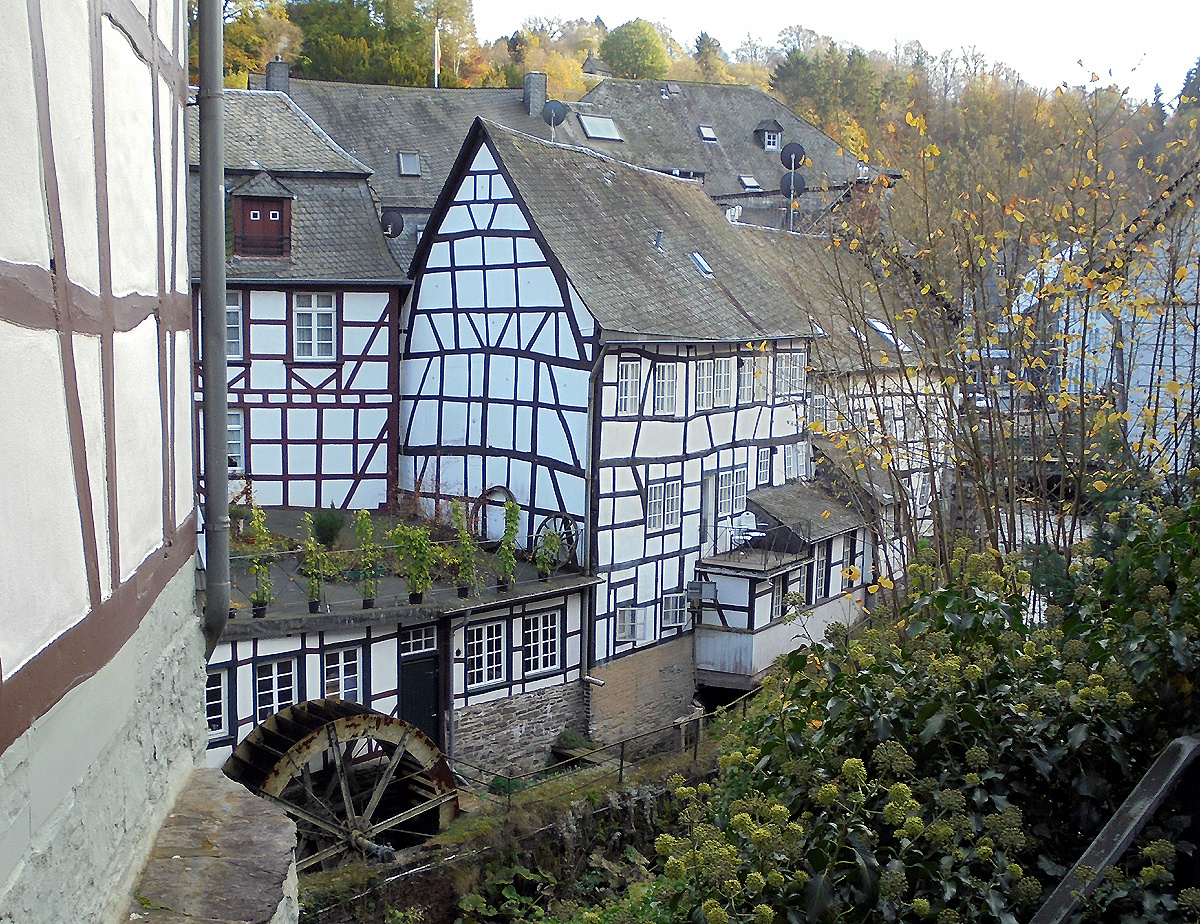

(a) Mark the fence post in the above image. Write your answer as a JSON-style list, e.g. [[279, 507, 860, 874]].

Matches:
[[619, 742, 626, 784]]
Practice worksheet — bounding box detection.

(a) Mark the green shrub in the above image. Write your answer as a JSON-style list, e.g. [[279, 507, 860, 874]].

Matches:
[[312, 506, 345, 547], [639, 497, 1200, 924]]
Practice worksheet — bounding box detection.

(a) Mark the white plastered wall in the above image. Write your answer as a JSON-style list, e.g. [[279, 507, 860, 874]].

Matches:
[[0, 2, 51, 270], [0, 321, 91, 674]]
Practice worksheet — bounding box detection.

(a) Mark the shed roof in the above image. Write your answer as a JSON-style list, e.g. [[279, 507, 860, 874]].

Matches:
[[747, 479, 865, 543]]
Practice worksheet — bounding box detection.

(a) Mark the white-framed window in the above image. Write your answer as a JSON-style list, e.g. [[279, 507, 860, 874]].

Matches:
[[738, 175, 762, 191], [255, 658, 296, 723], [738, 356, 766, 403], [772, 574, 788, 622], [714, 357, 732, 405], [763, 130, 782, 151], [269, 209, 280, 221], [662, 593, 687, 628], [784, 443, 798, 480], [654, 362, 677, 414], [466, 622, 505, 687], [696, 359, 714, 410], [523, 611, 560, 674], [810, 393, 828, 432], [324, 647, 361, 702], [698, 124, 717, 142], [842, 532, 860, 591], [225, 290, 243, 359], [617, 359, 641, 415], [814, 540, 830, 600], [718, 470, 733, 517], [758, 447, 772, 486], [777, 352, 806, 396], [615, 606, 646, 642], [664, 479, 682, 527], [206, 669, 228, 739], [249, 209, 261, 221], [647, 479, 682, 531], [294, 292, 335, 360], [227, 408, 245, 472], [400, 625, 437, 656], [398, 151, 421, 175], [797, 556, 813, 605], [733, 466, 747, 513]]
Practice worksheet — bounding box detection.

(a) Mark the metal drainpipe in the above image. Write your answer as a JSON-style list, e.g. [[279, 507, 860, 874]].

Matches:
[[199, 0, 229, 659]]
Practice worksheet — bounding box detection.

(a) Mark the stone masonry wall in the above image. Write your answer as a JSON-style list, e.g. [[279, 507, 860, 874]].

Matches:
[[452, 682, 587, 774], [0, 565, 206, 924], [587, 635, 696, 751]]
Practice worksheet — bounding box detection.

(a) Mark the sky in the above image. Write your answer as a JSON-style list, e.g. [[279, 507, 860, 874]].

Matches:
[[471, 0, 1197, 108]]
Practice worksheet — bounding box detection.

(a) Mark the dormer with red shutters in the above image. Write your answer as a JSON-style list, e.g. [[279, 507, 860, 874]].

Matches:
[[230, 173, 294, 258]]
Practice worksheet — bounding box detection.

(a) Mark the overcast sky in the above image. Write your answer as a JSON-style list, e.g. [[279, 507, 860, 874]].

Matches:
[[471, 0, 1197, 108]]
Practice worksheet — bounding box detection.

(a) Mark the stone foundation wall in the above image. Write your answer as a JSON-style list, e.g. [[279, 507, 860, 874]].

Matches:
[[587, 635, 696, 750], [0, 565, 205, 924], [452, 682, 587, 774]]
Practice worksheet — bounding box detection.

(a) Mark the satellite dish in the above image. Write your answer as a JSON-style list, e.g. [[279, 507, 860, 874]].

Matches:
[[380, 208, 404, 239], [780, 142, 806, 169], [542, 100, 569, 127], [780, 172, 807, 198]]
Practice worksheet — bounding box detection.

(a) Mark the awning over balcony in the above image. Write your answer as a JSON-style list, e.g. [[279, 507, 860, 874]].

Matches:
[[747, 480, 864, 544]]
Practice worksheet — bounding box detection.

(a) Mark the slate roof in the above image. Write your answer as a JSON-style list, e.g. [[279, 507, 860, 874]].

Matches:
[[426, 119, 831, 341], [283, 79, 552, 207], [747, 480, 864, 543], [185, 89, 370, 175], [553, 80, 878, 201], [186, 173, 402, 283]]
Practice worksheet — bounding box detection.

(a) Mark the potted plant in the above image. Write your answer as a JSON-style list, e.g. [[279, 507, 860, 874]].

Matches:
[[354, 509, 382, 609], [396, 524, 434, 604], [247, 506, 274, 617], [451, 500, 481, 597], [534, 527, 562, 582], [301, 512, 331, 613], [495, 500, 519, 591]]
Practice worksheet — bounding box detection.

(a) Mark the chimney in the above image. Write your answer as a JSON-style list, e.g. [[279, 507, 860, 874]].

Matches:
[[523, 72, 547, 118], [265, 55, 290, 95]]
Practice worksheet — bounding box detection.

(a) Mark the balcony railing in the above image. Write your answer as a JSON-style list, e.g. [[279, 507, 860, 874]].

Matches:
[[233, 232, 289, 257]]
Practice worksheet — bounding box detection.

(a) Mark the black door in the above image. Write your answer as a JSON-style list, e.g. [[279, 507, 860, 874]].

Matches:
[[398, 655, 440, 746]]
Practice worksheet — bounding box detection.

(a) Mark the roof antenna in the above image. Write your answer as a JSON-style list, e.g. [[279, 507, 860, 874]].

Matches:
[[543, 100, 568, 143]]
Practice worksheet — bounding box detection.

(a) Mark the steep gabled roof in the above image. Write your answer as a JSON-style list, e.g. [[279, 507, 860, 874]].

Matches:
[[555, 79, 876, 200], [416, 119, 834, 341], [185, 89, 370, 176]]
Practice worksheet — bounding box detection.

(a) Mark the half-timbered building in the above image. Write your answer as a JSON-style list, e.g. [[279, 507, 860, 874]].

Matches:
[[1, 0, 205, 919], [204, 566, 598, 773], [187, 89, 405, 510], [401, 119, 878, 737]]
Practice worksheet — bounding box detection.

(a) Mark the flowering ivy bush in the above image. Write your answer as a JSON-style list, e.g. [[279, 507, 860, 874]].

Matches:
[[633, 496, 1200, 924]]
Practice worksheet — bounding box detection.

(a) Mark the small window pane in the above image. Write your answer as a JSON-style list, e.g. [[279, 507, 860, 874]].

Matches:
[[398, 152, 422, 175], [578, 114, 623, 141], [698, 125, 717, 142], [662, 594, 687, 628]]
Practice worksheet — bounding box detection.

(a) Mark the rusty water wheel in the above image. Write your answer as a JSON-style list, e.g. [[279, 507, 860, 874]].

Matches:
[[223, 699, 457, 871]]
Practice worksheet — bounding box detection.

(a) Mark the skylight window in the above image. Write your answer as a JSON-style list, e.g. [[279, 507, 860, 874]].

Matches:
[[867, 317, 913, 352], [739, 175, 762, 191], [578, 114, 623, 141], [809, 316, 827, 337], [691, 252, 713, 277], [698, 125, 717, 143], [397, 152, 421, 176]]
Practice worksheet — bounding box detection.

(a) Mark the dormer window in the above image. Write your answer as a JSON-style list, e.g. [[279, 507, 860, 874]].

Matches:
[[398, 152, 421, 176], [698, 125, 717, 143], [763, 131, 781, 151], [235, 197, 290, 257]]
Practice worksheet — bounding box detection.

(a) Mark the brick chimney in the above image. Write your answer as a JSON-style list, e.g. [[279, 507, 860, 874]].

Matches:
[[265, 55, 289, 95], [523, 72, 547, 118]]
